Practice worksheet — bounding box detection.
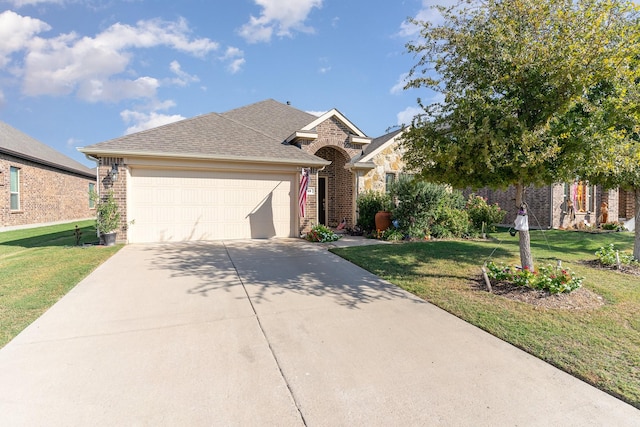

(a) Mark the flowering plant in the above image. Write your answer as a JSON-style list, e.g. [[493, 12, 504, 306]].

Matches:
[[305, 224, 341, 243], [485, 262, 583, 294]]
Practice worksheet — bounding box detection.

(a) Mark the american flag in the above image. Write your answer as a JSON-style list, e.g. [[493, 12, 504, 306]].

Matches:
[[299, 168, 310, 217]]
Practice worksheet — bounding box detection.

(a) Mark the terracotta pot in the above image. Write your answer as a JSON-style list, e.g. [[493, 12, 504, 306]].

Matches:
[[374, 211, 392, 231]]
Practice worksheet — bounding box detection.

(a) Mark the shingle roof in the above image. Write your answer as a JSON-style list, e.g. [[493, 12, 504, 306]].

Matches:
[[80, 99, 329, 167], [349, 128, 404, 165], [0, 121, 95, 178]]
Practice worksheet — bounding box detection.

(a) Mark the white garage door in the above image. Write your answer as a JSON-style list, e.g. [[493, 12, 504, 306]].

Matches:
[[128, 168, 295, 243]]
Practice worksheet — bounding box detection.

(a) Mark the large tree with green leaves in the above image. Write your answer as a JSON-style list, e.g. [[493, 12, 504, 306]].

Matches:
[[401, 0, 639, 270], [574, 53, 640, 259]]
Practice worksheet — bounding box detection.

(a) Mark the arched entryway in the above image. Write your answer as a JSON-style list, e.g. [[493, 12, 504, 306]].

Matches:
[[314, 146, 354, 228]]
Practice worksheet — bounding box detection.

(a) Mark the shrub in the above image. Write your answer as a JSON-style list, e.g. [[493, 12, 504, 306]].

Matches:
[[595, 243, 638, 266], [356, 191, 392, 232], [431, 205, 470, 238], [485, 262, 583, 294], [389, 177, 470, 238], [465, 194, 506, 232], [601, 222, 627, 232], [305, 224, 341, 243]]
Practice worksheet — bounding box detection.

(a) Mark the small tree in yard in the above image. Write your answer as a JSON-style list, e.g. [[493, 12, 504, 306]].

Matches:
[[401, 0, 639, 270]]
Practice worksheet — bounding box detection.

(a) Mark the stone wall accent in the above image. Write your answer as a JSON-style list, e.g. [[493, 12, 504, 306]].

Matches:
[[358, 144, 405, 194], [0, 153, 95, 228]]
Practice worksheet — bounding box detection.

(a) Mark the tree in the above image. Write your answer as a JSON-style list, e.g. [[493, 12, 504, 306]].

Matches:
[[401, 0, 639, 270], [574, 54, 640, 259]]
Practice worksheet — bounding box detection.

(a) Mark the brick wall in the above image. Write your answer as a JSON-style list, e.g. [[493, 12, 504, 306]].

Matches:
[[97, 157, 127, 242], [0, 153, 95, 228], [470, 183, 621, 229], [298, 116, 362, 232]]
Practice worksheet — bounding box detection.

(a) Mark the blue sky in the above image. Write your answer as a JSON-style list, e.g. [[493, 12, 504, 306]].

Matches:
[[0, 0, 447, 167]]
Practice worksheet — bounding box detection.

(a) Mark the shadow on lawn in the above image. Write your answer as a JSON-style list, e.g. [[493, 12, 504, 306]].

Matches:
[[146, 239, 423, 310], [332, 240, 513, 281], [0, 224, 99, 248]]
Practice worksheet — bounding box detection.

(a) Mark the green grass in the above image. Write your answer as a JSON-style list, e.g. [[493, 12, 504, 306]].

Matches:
[[331, 228, 640, 408], [0, 220, 122, 347]]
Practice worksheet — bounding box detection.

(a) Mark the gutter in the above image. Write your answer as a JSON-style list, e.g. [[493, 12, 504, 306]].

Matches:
[[77, 148, 331, 168]]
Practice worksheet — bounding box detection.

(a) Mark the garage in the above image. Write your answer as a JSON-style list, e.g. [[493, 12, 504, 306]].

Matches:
[[127, 167, 296, 243]]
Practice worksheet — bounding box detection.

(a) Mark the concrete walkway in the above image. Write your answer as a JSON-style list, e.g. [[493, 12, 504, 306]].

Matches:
[[0, 239, 637, 426]]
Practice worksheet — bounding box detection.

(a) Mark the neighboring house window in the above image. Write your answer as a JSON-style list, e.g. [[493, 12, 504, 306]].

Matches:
[[10, 167, 20, 211], [385, 173, 396, 193], [89, 183, 96, 208]]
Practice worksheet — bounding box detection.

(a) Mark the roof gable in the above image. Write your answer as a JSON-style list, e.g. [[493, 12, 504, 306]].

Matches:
[[352, 128, 405, 165], [0, 121, 94, 177]]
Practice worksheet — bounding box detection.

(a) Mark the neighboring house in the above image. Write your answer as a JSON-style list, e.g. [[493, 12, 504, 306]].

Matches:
[[470, 182, 635, 231], [0, 121, 96, 230], [79, 99, 406, 243]]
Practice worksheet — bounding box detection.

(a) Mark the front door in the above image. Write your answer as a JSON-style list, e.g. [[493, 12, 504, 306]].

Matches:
[[318, 177, 327, 226]]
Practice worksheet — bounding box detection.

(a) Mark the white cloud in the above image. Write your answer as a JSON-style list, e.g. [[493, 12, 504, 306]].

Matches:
[[306, 110, 326, 117], [66, 137, 82, 148], [7, 0, 64, 6], [239, 0, 323, 43], [0, 10, 51, 68], [168, 60, 199, 86], [120, 98, 185, 134], [121, 109, 185, 134], [0, 89, 5, 108], [390, 72, 409, 94], [399, 0, 461, 37], [396, 106, 423, 126], [77, 77, 160, 103], [220, 47, 245, 74], [2, 12, 217, 103]]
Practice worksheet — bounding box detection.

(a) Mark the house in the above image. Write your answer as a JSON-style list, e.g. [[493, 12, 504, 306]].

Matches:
[[470, 182, 636, 231], [0, 121, 96, 230], [79, 99, 405, 243]]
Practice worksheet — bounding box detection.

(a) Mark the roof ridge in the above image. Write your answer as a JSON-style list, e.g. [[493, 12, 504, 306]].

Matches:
[[219, 113, 284, 143]]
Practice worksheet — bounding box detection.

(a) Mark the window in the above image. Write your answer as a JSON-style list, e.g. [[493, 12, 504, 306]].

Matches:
[[89, 183, 96, 208], [564, 180, 594, 213], [385, 173, 396, 193], [10, 167, 20, 211]]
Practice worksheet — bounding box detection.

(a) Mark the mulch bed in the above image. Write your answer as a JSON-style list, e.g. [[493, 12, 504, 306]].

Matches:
[[473, 260, 639, 310]]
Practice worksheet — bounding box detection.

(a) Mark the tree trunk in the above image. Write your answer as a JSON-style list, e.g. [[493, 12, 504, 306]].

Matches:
[[515, 183, 535, 271], [634, 187, 640, 261]]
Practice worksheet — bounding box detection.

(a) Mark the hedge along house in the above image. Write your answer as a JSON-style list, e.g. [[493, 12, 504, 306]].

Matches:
[[0, 121, 96, 230], [78, 99, 404, 243]]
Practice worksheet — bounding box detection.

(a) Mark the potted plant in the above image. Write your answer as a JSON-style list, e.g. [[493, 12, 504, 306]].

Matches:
[[374, 193, 394, 232], [91, 190, 121, 246]]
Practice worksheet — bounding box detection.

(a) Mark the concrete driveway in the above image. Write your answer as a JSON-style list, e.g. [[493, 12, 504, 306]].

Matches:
[[0, 239, 637, 426]]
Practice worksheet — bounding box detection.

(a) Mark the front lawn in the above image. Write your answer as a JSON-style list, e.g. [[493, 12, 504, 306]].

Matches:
[[0, 221, 122, 348], [331, 229, 640, 408]]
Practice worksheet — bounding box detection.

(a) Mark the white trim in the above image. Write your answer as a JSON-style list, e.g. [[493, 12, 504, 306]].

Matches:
[[359, 128, 408, 163], [78, 149, 330, 168], [300, 108, 368, 137], [350, 135, 372, 145]]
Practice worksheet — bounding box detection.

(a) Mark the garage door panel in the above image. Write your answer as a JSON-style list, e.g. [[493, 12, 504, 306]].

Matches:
[[128, 168, 295, 243]]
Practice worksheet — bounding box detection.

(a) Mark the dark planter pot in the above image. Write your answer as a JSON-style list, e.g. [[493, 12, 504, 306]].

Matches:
[[102, 232, 117, 246], [374, 211, 392, 232]]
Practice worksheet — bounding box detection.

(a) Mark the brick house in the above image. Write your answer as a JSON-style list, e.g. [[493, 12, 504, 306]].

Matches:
[[470, 182, 635, 231], [79, 99, 406, 243], [0, 121, 96, 230]]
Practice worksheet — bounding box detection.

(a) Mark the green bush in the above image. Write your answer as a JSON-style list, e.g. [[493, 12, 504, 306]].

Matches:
[[595, 243, 638, 266], [465, 194, 506, 232], [601, 222, 627, 232], [431, 205, 470, 238], [356, 191, 392, 232], [485, 262, 583, 294]]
